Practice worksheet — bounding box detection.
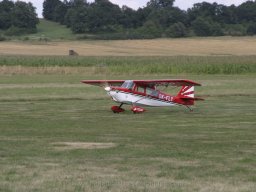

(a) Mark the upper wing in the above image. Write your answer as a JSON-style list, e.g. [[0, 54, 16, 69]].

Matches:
[[133, 79, 202, 87], [81, 79, 201, 87], [81, 80, 125, 87]]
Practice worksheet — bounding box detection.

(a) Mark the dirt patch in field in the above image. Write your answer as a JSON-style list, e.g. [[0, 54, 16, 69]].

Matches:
[[52, 142, 116, 150]]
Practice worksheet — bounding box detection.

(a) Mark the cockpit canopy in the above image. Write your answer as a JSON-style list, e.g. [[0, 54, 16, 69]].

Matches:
[[121, 80, 134, 90], [120, 80, 159, 97]]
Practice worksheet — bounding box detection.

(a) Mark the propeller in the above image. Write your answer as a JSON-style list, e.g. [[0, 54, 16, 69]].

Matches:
[[97, 63, 112, 93], [104, 86, 111, 92]]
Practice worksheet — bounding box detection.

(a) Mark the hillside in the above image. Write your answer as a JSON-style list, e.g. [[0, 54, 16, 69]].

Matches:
[[7, 19, 75, 41], [29, 19, 75, 40], [35, 19, 74, 40]]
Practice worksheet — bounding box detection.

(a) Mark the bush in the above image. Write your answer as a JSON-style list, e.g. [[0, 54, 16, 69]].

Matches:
[[247, 23, 256, 35], [4, 26, 37, 36], [210, 22, 224, 36], [4, 26, 22, 36], [224, 24, 247, 36], [136, 20, 162, 39], [191, 17, 225, 37], [166, 22, 187, 38], [0, 34, 6, 41], [23, 36, 30, 41], [192, 17, 212, 36]]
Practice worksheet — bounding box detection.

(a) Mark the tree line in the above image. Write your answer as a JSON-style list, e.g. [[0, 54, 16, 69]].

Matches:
[[42, 0, 256, 39], [1, 0, 256, 39], [0, 0, 38, 36]]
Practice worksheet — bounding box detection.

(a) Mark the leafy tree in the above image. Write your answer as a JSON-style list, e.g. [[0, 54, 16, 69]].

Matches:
[[88, 0, 122, 32], [64, 8, 75, 28], [69, 7, 90, 33], [0, 0, 38, 35], [188, 2, 237, 24], [191, 17, 223, 37], [43, 0, 62, 20], [236, 1, 256, 23], [147, 0, 175, 8], [210, 22, 224, 36], [54, 2, 69, 24], [192, 17, 212, 36], [12, 1, 38, 30], [147, 7, 186, 29], [65, 0, 123, 33], [136, 20, 162, 38], [166, 22, 187, 37], [144, 0, 187, 31], [0, 0, 38, 36], [39, 0, 256, 38], [120, 6, 138, 28], [134, 7, 152, 28], [69, 0, 88, 7], [0, 0, 14, 29], [188, 2, 216, 22], [214, 5, 237, 24], [0, 0, 13, 12]]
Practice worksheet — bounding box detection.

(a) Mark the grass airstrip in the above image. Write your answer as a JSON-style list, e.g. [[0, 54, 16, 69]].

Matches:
[[0, 38, 256, 191]]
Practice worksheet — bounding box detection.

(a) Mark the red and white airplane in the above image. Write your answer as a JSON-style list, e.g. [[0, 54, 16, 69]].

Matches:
[[81, 79, 203, 113]]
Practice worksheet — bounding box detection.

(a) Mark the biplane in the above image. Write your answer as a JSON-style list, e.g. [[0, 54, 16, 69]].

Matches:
[[81, 79, 203, 113]]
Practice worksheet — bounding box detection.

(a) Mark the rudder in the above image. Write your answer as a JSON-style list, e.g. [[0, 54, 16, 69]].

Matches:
[[178, 86, 194, 98], [176, 86, 203, 106]]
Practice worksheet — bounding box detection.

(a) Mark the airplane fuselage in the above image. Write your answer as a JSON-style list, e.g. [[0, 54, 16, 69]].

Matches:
[[81, 79, 203, 113], [108, 87, 177, 107]]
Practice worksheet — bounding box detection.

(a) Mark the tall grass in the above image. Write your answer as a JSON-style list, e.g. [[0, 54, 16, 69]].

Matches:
[[1, 55, 256, 74]]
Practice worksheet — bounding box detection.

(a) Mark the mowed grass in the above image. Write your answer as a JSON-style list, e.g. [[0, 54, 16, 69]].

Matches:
[[0, 74, 255, 191]]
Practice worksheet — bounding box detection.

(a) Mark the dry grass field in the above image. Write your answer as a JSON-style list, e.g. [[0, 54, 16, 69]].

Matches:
[[1, 36, 256, 56]]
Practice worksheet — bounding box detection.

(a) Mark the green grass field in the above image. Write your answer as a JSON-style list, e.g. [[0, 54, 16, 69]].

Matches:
[[1, 34, 256, 191], [0, 72, 255, 191], [35, 19, 74, 40]]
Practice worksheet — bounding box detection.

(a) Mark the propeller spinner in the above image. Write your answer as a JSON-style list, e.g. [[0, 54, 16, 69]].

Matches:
[[104, 86, 111, 92]]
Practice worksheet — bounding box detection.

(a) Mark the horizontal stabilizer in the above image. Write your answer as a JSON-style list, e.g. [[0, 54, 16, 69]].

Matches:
[[180, 97, 204, 101]]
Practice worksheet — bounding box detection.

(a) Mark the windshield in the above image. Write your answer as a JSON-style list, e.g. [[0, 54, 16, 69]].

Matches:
[[121, 80, 134, 90]]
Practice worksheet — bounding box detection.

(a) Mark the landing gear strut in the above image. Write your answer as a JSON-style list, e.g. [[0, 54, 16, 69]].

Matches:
[[119, 103, 123, 108], [186, 105, 193, 112], [111, 103, 125, 113]]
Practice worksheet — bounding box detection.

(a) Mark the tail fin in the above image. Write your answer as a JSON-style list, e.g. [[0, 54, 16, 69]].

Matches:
[[176, 86, 204, 105], [178, 86, 195, 98]]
